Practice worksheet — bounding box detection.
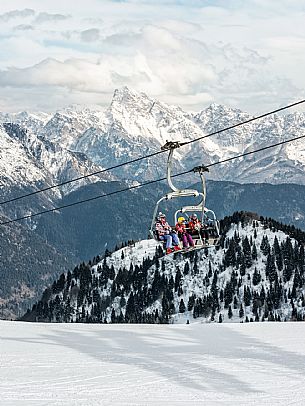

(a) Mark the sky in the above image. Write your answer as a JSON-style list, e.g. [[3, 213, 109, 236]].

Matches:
[[0, 0, 305, 113]]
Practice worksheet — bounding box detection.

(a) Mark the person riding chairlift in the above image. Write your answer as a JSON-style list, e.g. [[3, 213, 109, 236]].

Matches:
[[188, 213, 209, 243], [175, 217, 195, 249], [155, 213, 180, 254]]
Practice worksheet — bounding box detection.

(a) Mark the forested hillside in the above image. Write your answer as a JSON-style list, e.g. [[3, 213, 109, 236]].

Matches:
[[23, 212, 305, 324]]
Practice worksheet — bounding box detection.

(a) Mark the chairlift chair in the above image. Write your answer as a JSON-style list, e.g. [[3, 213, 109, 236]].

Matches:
[[149, 141, 220, 252]]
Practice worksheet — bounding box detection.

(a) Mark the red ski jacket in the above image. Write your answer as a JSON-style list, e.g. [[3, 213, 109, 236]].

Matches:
[[175, 223, 187, 235], [189, 219, 202, 232]]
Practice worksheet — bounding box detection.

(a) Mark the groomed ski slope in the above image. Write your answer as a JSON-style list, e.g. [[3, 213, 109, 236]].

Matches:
[[1, 321, 305, 405]]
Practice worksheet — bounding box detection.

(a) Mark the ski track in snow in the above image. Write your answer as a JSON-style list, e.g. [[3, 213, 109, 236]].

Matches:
[[1, 321, 305, 405]]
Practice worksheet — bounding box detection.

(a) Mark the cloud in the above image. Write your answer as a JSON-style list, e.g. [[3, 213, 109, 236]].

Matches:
[[0, 30, 268, 113], [0, 8, 35, 22], [13, 24, 34, 31], [0, 17, 297, 113], [0, 0, 305, 113], [80, 28, 100, 42], [107, 0, 213, 5], [34, 12, 70, 24]]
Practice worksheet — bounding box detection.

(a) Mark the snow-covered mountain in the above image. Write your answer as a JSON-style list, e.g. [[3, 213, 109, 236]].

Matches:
[[3, 86, 305, 186], [0, 121, 113, 205], [24, 212, 305, 324]]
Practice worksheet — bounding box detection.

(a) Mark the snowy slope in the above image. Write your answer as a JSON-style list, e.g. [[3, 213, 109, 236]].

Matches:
[[0, 122, 113, 196], [0, 124, 46, 187], [1, 320, 305, 405]]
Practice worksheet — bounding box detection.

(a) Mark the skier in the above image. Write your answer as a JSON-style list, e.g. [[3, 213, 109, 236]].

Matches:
[[155, 213, 180, 254], [188, 213, 209, 242], [175, 217, 194, 249]]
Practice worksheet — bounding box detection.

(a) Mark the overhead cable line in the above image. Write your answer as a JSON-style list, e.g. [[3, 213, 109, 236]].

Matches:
[[1, 98, 305, 206], [1, 131, 305, 226], [206, 131, 305, 167]]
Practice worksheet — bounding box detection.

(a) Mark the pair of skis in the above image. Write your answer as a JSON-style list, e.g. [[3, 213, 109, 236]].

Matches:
[[164, 238, 219, 256], [165, 245, 200, 256]]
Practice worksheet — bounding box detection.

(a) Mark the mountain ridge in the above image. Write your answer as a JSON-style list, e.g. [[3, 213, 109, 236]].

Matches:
[[2, 86, 305, 187]]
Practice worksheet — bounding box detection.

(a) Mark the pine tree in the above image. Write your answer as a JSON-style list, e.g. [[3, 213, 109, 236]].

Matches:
[[233, 295, 238, 309], [239, 304, 244, 319], [252, 267, 261, 286], [219, 289, 224, 302], [260, 235, 271, 256], [224, 239, 237, 267], [188, 295, 195, 311], [111, 308, 116, 323], [244, 286, 251, 306], [125, 292, 135, 323], [224, 281, 234, 308], [228, 305, 233, 319], [298, 245, 305, 270], [193, 252, 199, 274], [266, 254, 277, 283], [211, 272, 219, 311], [283, 264, 293, 282], [175, 268, 182, 291], [239, 254, 246, 277], [242, 236, 252, 268], [252, 243, 258, 261], [183, 262, 190, 275], [273, 236, 280, 257], [208, 261, 213, 278], [179, 299, 186, 313], [162, 295, 170, 318]]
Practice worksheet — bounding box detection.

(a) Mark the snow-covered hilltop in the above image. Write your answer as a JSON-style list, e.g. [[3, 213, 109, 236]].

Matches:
[[24, 213, 305, 324], [2, 86, 305, 186]]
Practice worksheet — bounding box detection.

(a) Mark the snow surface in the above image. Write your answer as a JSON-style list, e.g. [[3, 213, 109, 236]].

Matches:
[[1, 320, 305, 405]]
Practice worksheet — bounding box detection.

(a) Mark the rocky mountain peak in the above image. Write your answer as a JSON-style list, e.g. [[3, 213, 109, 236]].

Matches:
[[2, 87, 305, 186]]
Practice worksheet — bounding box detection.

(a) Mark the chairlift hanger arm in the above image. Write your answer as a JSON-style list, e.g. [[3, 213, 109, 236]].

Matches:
[[162, 142, 182, 192], [161, 140, 185, 151], [193, 165, 209, 174], [162, 141, 200, 193]]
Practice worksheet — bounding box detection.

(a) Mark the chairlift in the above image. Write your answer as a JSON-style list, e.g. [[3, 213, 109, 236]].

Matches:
[[149, 141, 220, 252]]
